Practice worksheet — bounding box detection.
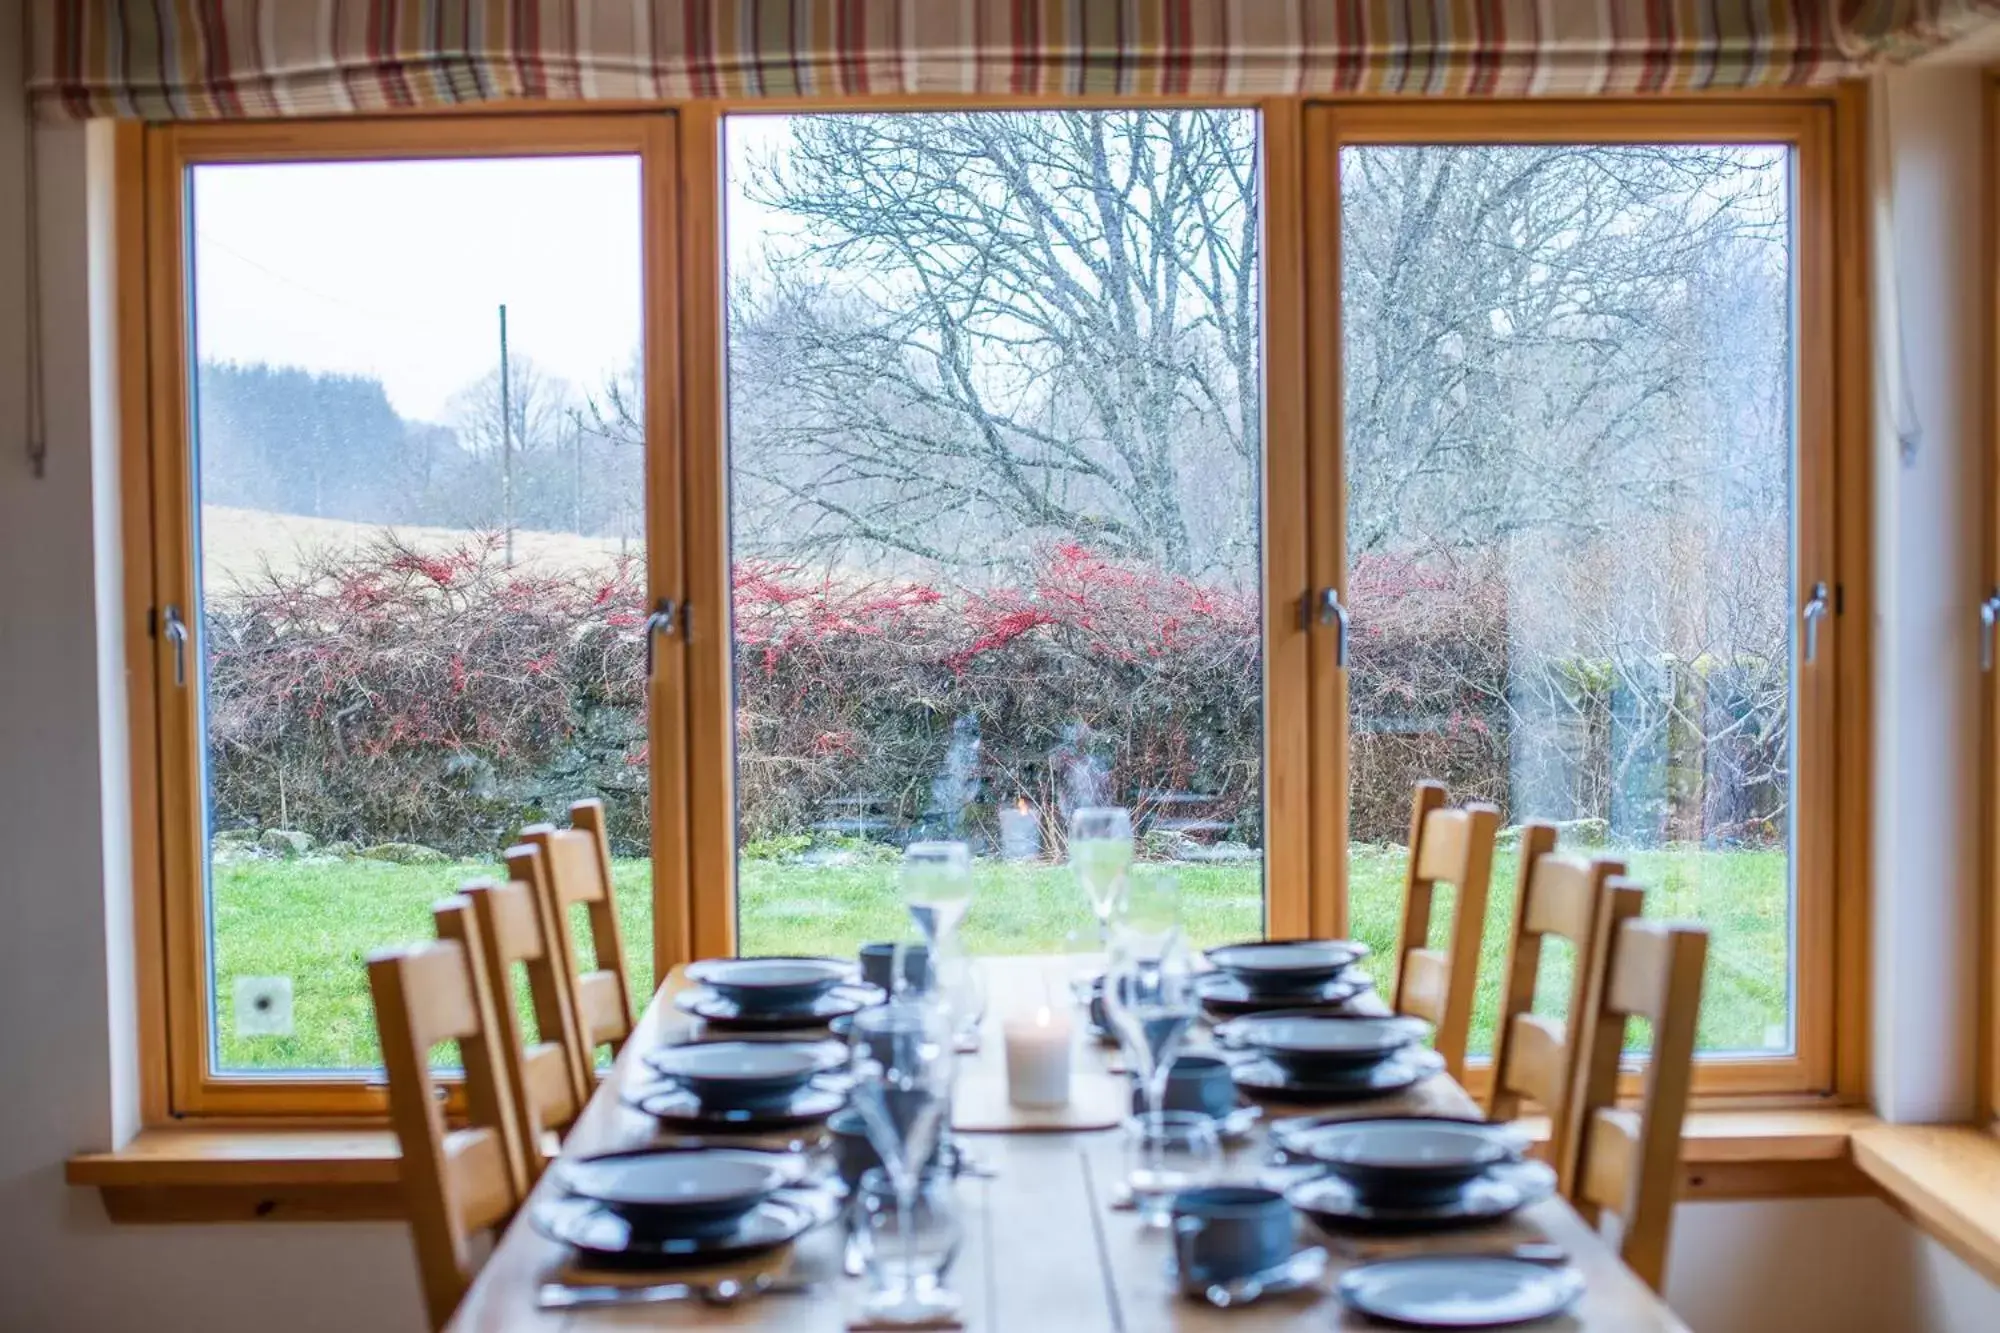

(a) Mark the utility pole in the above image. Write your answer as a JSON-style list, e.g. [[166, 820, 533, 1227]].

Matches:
[[498, 303, 513, 567]]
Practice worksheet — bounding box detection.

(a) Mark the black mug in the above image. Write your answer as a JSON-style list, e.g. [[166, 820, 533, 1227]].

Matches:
[[827, 1106, 944, 1190], [1135, 1053, 1239, 1120], [1171, 1185, 1295, 1286], [859, 941, 932, 994]]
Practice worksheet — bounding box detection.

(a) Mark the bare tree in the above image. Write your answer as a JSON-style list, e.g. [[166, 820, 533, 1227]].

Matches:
[[730, 109, 1260, 580]]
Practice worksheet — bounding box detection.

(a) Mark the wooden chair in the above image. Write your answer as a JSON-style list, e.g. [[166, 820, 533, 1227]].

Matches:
[[1390, 780, 1502, 1081], [1562, 884, 1709, 1293], [367, 928, 528, 1330], [521, 802, 636, 1067], [1485, 821, 1626, 1179], [437, 883, 590, 1181]]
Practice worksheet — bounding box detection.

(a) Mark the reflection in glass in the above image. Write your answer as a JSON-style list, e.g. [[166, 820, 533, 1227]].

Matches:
[[1339, 144, 1795, 1055], [725, 110, 1267, 960]]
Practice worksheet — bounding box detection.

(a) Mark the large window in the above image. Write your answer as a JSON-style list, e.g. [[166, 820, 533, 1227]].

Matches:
[[721, 110, 1268, 960], [1311, 104, 1844, 1094], [132, 98, 1857, 1116], [145, 119, 675, 1112]]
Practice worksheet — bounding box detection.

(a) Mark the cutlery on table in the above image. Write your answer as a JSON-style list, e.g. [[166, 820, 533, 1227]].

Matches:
[[1333, 1240, 1573, 1267], [536, 1273, 820, 1310], [1201, 1246, 1329, 1309]]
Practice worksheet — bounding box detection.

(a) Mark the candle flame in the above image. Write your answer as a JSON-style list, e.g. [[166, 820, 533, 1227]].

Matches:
[[1017, 797, 1030, 814], [1035, 1006, 1053, 1026]]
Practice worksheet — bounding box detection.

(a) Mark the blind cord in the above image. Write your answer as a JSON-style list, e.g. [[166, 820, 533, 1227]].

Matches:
[[20, 0, 45, 480]]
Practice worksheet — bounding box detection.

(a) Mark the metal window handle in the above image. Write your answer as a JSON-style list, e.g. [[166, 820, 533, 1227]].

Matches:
[[1800, 582, 1829, 665], [1317, 588, 1350, 668], [643, 597, 679, 680], [162, 605, 189, 688], [1981, 590, 2000, 672]]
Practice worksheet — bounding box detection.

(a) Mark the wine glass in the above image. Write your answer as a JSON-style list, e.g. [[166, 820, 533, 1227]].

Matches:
[[903, 841, 974, 955], [1102, 892, 1197, 1130], [848, 992, 960, 1325], [854, 1168, 962, 1310], [1122, 1109, 1221, 1227], [1068, 807, 1133, 943], [1120, 863, 1184, 956]]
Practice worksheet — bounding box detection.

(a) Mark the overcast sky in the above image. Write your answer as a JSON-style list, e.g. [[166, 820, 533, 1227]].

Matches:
[[188, 120, 807, 426]]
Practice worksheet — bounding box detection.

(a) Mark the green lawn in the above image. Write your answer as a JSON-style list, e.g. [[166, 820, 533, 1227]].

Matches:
[[211, 844, 1787, 1071]]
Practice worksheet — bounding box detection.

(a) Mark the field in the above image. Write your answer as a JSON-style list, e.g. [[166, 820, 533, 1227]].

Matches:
[[210, 845, 1787, 1071]]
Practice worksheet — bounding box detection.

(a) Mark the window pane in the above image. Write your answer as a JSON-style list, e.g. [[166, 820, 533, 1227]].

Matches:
[[1340, 144, 1794, 1056], [190, 157, 650, 1073], [724, 111, 1265, 958]]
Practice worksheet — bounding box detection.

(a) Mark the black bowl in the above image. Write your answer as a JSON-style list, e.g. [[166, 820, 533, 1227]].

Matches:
[[1204, 939, 1367, 994], [643, 1040, 831, 1108], [559, 1146, 794, 1238], [1219, 1010, 1425, 1076], [1271, 1116, 1520, 1204], [684, 956, 854, 1012]]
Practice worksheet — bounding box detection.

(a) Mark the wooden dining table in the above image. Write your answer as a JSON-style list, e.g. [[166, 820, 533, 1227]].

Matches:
[[448, 957, 1688, 1332]]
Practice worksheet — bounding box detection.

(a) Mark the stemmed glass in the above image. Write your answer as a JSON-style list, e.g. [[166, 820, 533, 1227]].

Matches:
[[1068, 807, 1133, 944], [1102, 869, 1198, 1226], [848, 984, 960, 1325], [903, 841, 973, 955]]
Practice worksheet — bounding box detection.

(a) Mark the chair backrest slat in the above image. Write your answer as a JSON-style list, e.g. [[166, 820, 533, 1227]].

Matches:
[[519, 801, 637, 1069], [367, 930, 526, 1331], [1563, 888, 1708, 1293], [1390, 780, 1501, 1081], [1486, 820, 1625, 1181], [444, 881, 590, 1180]]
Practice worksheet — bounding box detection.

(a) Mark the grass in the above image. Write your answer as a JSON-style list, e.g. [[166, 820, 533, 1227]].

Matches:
[[211, 844, 1787, 1072]]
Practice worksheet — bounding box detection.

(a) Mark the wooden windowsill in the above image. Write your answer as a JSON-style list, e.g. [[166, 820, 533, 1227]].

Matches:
[[67, 1128, 404, 1222], [1852, 1122, 2000, 1287], [71, 1109, 1881, 1223]]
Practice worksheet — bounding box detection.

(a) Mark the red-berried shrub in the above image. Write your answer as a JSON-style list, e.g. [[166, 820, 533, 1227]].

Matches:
[[205, 534, 1781, 857]]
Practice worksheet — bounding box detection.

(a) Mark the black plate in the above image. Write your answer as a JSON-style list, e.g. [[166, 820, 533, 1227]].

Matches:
[[1197, 971, 1372, 1019], [624, 1079, 848, 1130], [1286, 1160, 1557, 1235], [1204, 939, 1369, 991], [1337, 1253, 1583, 1327], [675, 982, 884, 1031], [1230, 1048, 1445, 1103], [533, 1189, 839, 1268]]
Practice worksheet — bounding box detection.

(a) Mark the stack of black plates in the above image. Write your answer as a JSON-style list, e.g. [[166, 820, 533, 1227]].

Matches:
[[675, 956, 882, 1030], [1274, 1117, 1555, 1232], [626, 1039, 848, 1130], [1198, 939, 1373, 1018], [533, 1145, 838, 1269], [1219, 1010, 1440, 1102]]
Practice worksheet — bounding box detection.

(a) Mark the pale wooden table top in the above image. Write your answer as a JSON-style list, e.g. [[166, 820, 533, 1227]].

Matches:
[[447, 958, 1687, 1332]]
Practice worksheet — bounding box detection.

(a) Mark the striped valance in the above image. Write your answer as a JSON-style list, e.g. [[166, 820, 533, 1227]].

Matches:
[[27, 1, 2000, 120]]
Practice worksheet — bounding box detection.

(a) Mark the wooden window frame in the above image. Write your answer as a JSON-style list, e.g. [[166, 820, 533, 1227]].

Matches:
[[125, 89, 1868, 1122], [1300, 94, 1872, 1102], [130, 114, 686, 1118], [1986, 71, 2000, 1130]]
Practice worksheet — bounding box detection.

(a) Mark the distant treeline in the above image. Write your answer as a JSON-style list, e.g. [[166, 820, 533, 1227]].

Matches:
[[196, 360, 643, 540]]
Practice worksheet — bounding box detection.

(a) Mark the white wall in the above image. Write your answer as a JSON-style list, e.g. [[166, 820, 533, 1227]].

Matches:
[[0, 26, 422, 1333], [1870, 64, 1987, 1125], [2, 19, 1999, 1333]]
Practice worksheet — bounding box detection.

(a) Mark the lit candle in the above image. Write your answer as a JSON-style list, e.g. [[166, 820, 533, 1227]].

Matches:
[[998, 799, 1041, 861], [1004, 1007, 1074, 1109]]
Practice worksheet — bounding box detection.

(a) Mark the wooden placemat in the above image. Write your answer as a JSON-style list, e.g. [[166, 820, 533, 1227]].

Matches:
[[952, 1056, 1128, 1132]]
